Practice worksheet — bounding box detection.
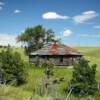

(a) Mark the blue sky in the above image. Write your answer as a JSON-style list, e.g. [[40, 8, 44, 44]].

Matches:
[[0, 0, 100, 46]]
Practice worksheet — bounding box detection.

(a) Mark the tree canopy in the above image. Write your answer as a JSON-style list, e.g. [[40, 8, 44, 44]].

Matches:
[[17, 25, 57, 54]]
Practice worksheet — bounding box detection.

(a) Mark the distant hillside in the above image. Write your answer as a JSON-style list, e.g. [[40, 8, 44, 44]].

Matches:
[[76, 46, 100, 57]]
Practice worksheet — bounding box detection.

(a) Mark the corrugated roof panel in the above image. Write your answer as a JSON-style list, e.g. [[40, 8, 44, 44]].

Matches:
[[30, 43, 82, 56]]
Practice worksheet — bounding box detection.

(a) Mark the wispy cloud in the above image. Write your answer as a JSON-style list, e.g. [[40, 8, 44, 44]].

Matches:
[[94, 25, 100, 29], [0, 2, 5, 6], [14, 9, 21, 14], [0, 6, 2, 10], [42, 11, 98, 24], [63, 29, 72, 37], [73, 11, 98, 24], [0, 1, 5, 11], [0, 34, 21, 46], [42, 12, 69, 20]]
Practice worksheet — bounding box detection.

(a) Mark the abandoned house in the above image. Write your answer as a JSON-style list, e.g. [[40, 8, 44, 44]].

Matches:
[[29, 43, 82, 66]]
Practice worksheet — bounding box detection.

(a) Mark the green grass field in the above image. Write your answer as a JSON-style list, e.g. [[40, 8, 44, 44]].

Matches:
[[0, 47, 100, 100]]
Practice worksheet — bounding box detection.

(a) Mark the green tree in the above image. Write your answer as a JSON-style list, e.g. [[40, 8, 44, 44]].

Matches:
[[0, 47, 26, 86], [67, 58, 97, 97], [17, 25, 56, 54]]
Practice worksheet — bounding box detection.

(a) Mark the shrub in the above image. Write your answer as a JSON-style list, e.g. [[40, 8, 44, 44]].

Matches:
[[0, 47, 26, 86], [41, 60, 54, 68], [41, 60, 54, 79], [66, 58, 97, 97]]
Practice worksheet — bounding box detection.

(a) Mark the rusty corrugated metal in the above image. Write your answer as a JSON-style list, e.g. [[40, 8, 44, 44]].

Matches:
[[30, 43, 82, 56]]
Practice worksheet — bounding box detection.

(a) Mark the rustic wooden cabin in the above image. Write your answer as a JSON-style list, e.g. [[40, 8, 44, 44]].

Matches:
[[29, 43, 82, 66]]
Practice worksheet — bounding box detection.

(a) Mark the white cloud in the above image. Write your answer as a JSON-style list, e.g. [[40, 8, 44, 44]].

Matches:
[[94, 25, 100, 29], [53, 29, 72, 41], [14, 9, 21, 14], [0, 2, 5, 6], [63, 29, 72, 37], [0, 34, 21, 46], [73, 11, 98, 24], [42, 12, 69, 20], [0, 6, 2, 10], [0, 1, 5, 11]]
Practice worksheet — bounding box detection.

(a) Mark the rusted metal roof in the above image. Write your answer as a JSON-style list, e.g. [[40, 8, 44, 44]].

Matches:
[[30, 43, 82, 56]]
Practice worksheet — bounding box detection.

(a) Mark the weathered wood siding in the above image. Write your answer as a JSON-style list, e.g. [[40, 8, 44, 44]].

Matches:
[[29, 55, 82, 66]]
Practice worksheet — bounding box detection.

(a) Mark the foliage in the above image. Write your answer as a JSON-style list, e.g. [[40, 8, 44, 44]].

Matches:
[[43, 60, 54, 79], [41, 60, 54, 68], [37, 60, 66, 100], [17, 25, 57, 54], [0, 47, 100, 99], [67, 58, 97, 97], [0, 47, 26, 86]]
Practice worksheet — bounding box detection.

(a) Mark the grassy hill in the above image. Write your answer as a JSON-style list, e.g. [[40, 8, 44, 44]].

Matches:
[[76, 47, 100, 81], [0, 47, 100, 100]]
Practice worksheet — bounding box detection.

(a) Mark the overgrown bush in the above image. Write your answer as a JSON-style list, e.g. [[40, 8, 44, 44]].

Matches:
[[36, 60, 65, 100], [66, 58, 97, 97], [0, 47, 26, 86], [41, 60, 54, 68]]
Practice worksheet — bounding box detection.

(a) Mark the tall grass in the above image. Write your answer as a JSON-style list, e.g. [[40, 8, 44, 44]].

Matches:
[[0, 47, 100, 99]]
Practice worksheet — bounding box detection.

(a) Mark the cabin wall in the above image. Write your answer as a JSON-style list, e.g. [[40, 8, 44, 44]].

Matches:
[[29, 55, 82, 66]]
